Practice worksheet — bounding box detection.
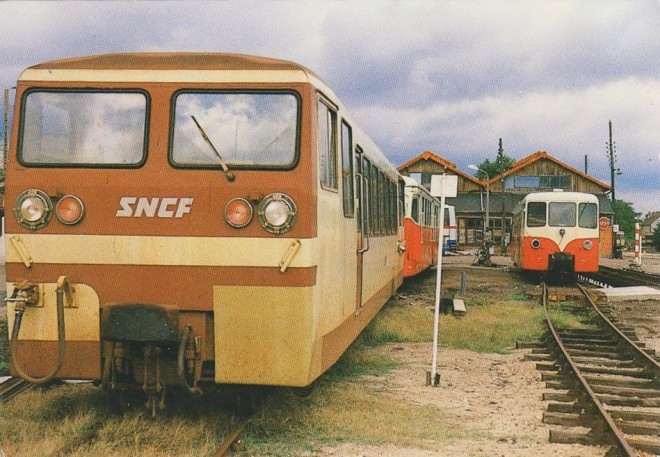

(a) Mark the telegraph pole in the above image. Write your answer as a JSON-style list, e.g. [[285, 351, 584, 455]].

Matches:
[[606, 120, 619, 202], [497, 138, 506, 254], [3, 88, 8, 171]]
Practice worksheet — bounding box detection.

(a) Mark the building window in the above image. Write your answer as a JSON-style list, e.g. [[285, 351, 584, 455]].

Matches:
[[513, 175, 570, 190]]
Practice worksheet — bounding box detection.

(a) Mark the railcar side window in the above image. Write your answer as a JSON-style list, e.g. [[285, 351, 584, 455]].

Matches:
[[341, 121, 354, 217], [549, 202, 576, 227], [172, 91, 299, 168], [526, 202, 546, 227], [578, 202, 597, 228], [20, 91, 147, 166], [411, 195, 419, 224], [318, 100, 337, 189], [398, 180, 405, 227]]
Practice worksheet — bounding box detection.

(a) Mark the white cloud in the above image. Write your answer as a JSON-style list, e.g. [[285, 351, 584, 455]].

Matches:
[[2, 0, 660, 213]]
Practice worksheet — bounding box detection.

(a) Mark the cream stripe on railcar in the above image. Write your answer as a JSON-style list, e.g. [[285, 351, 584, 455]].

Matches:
[[19, 69, 311, 84], [5, 234, 319, 268]]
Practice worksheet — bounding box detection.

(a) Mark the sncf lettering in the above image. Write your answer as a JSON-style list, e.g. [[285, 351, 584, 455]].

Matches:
[[116, 197, 194, 218]]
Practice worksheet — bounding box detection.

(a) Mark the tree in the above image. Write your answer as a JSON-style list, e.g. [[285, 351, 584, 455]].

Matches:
[[474, 155, 515, 179], [611, 200, 641, 244]]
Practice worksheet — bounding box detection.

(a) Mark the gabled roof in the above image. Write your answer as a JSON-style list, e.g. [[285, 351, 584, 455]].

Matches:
[[641, 211, 660, 227], [490, 151, 611, 191], [398, 150, 482, 185]]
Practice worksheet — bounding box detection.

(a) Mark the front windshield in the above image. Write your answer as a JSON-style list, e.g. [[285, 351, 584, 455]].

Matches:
[[171, 91, 299, 168], [549, 202, 576, 227], [578, 202, 597, 228], [20, 90, 147, 166]]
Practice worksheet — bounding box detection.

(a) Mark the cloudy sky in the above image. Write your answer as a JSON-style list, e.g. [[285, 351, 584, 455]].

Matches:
[[2, 0, 660, 215]]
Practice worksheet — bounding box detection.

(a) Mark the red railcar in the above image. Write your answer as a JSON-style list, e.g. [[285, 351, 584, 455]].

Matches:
[[402, 177, 441, 277], [511, 191, 600, 276]]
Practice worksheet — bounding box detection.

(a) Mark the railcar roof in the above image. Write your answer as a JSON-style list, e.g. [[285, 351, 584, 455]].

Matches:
[[18, 52, 324, 85], [26, 52, 312, 73], [522, 191, 599, 203]]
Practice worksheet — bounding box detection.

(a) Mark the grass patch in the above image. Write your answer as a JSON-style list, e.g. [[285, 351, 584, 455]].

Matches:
[[362, 296, 546, 354], [245, 378, 465, 455], [438, 301, 545, 353], [547, 302, 598, 330]]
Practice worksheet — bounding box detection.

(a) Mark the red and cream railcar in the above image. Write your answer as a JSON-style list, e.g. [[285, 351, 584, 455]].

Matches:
[[402, 176, 441, 277], [510, 191, 599, 275], [5, 53, 404, 409]]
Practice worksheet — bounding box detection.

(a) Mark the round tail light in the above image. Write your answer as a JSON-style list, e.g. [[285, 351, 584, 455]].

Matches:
[[224, 198, 253, 228], [56, 195, 85, 225], [583, 240, 593, 250], [530, 239, 541, 249]]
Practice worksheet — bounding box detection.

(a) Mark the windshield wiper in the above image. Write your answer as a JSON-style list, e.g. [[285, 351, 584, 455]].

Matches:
[[191, 115, 235, 182]]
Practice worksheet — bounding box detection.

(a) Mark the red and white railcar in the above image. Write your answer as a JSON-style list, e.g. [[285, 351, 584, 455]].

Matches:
[[511, 191, 599, 275], [402, 177, 441, 277]]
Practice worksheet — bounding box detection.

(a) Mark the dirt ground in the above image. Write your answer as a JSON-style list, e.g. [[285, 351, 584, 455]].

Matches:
[[1, 253, 659, 456], [315, 254, 660, 457]]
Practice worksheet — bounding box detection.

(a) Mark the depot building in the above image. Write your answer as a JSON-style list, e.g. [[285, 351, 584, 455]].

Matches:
[[398, 150, 615, 258]]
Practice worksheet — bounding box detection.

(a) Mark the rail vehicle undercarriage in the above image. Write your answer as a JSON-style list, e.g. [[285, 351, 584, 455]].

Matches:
[[9, 277, 206, 416], [101, 303, 203, 416]]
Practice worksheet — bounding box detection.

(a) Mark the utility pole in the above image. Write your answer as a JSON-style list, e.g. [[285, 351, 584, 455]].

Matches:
[[584, 155, 588, 174], [3, 88, 8, 171], [606, 120, 620, 202], [497, 138, 507, 255]]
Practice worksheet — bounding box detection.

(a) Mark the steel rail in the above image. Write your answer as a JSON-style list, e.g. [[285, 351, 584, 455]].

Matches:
[[212, 415, 252, 457], [590, 266, 660, 288], [542, 282, 638, 457], [0, 377, 32, 404], [576, 282, 660, 378]]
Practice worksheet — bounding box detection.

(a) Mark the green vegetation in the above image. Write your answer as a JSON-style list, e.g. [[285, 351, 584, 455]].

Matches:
[[474, 150, 516, 179], [365, 295, 546, 354], [612, 199, 641, 244]]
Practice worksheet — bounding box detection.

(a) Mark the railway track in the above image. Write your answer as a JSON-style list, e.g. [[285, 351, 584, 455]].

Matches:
[[580, 265, 660, 289], [0, 377, 32, 404], [530, 282, 660, 456]]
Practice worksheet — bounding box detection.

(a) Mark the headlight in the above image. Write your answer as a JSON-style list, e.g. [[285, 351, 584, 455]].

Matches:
[[224, 198, 253, 228], [530, 239, 541, 249], [56, 195, 85, 225], [583, 240, 593, 250], [258, 193, 297, 234], [14, 189, 53, 230]]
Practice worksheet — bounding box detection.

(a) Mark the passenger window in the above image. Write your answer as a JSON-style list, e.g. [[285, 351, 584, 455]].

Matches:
[[411, 196, 419, 224], [341, 121, 354, 217], [318, 100, 337, 190], [527, 202, 546, 227]]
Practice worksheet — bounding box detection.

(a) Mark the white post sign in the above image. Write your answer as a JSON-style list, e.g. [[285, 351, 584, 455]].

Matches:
[[428, 174, 458, 386]]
